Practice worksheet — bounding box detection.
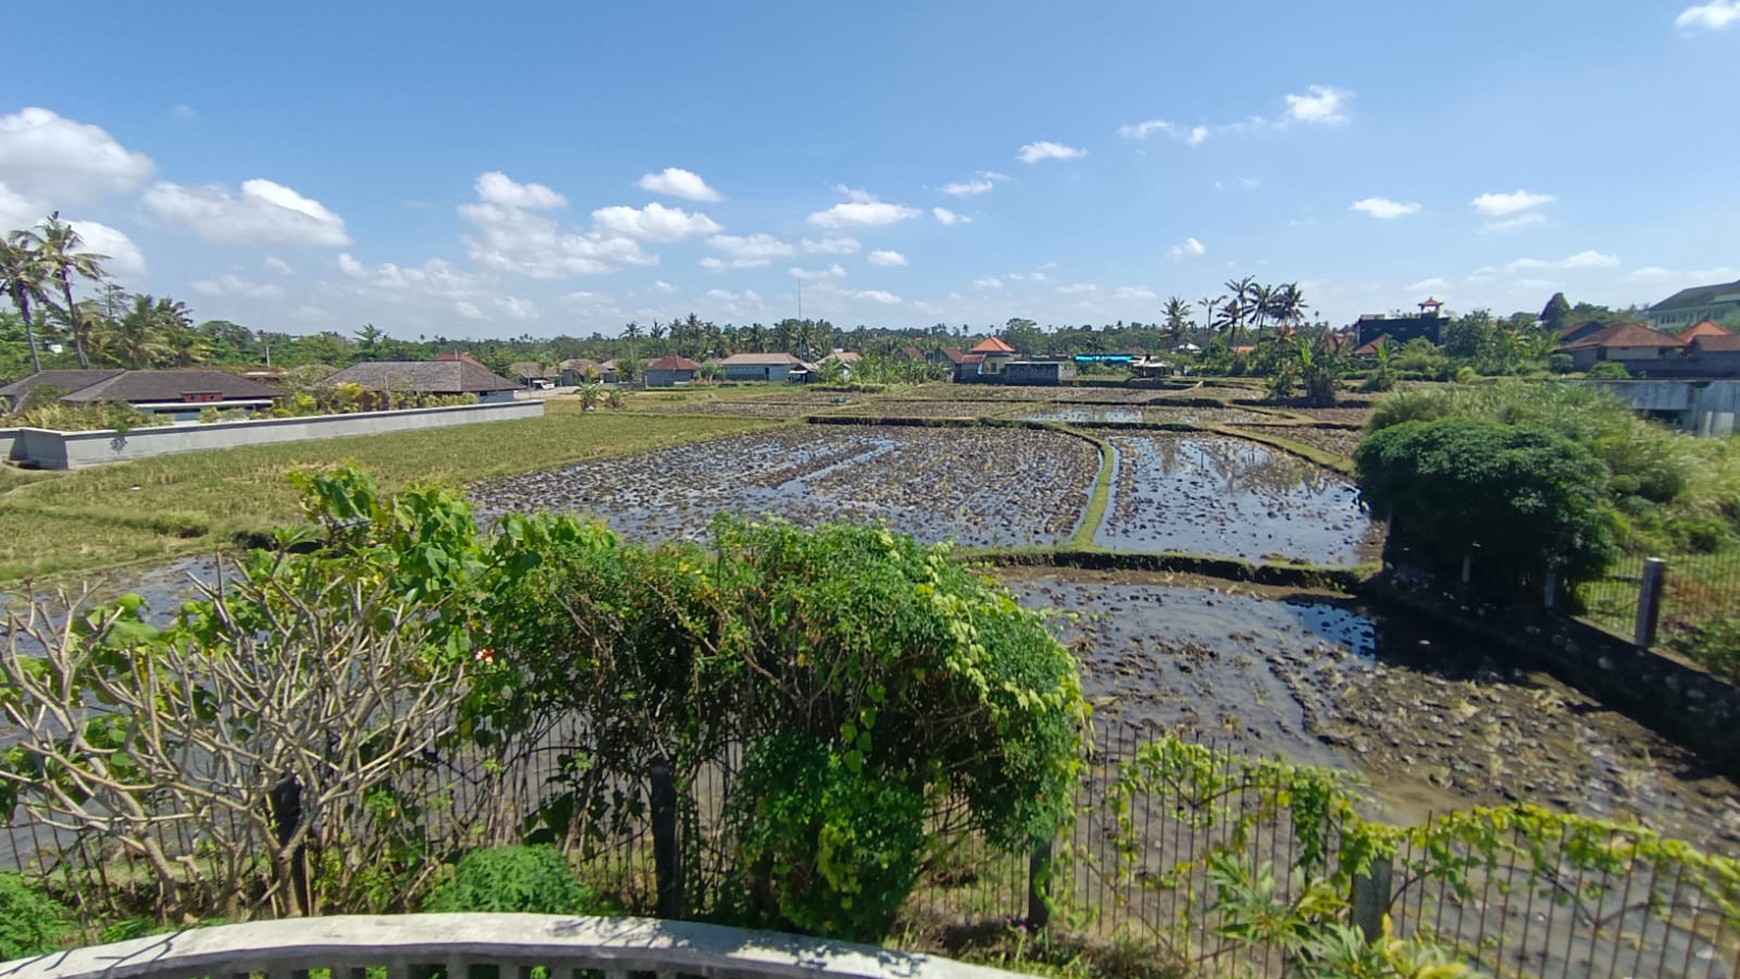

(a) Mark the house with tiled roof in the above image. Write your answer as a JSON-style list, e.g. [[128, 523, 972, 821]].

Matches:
[[1557, 323, 1686, 372], [1678, 320, 1734, 342], [0, 369, 283, 420], [323, 360, 520, 400], [718, 352, 805, 383], [928, 346, 966, 370], [645, 355, 701, 387]]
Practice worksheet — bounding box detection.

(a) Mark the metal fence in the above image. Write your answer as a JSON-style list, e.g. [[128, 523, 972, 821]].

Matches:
[[1580, 549, 1740, 652], [6, 723, 1736, 979]]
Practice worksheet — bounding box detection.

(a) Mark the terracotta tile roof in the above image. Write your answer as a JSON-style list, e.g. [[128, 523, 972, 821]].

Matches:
[[648, 355, 701, 371], [969, 336, 1016, 355], [435, 351, 489, 368], [824, 351, 862, 363], [1353, 335, 1390, 356], [1559, 323, 1686, 351], [324, 360, 519, 394], [960, 353, 987, 365], [935, 346, 966, 365], [1692, 335, 1740, 352], [1679, 320, 1734, 341]]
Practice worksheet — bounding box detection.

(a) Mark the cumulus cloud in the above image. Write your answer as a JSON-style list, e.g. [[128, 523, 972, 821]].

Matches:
[[1117, 120, 1208, 146], [1351, 197, 1421, 219], [854, 289, 902, 305], [1625, 265, 1738, 289], [458, 172, 656, 277], [1406, 277, 1452, 293], [636, 166, 724, 202], [1284, 85, 1352, 124], [939, 171, 1008, 195], [802, 236, 860, 254], [1472, 190, 1556, 217], [263, 256, 295, 275], [932, 206, 971, 225], [144, 178, 352, 246], [1056, 283, 1099, 295], [972, 276, 1004, 289], [1018, 140, 1087, 164], [648, 280, 677, 293], [1168, 237, 1206, 260], [1506, 250, 1620, 272], [703, 233, 794, 269], [0, 107, 154, 204], [808, 198, 922, 229], [1676, 0, 1740, 31], [1480, 213, 1548, 234], [790, 263, 848, 281], [867, 249, 908, 267], [191, 274, 285, 300], [1111, 286, 1158, 301], [1008, 271, 1048, 282], [67, 220, 146, 281], [591, 202, 721, 242]]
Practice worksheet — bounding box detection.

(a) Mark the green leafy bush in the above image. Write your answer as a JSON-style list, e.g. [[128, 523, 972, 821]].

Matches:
[[423, 845, 601, 915], [0, 873, 70, 959], [1667, 614, 1740, 684], [1587, 360, 1630, 379], [1356, 418, 1617, 593]]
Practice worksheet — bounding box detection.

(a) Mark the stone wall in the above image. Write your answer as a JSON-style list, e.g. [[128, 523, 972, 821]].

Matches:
[[2, 400, 545, 470], [1363, 572, 1740, 779]]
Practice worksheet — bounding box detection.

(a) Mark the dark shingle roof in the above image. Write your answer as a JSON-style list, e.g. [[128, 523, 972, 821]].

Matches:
[[1648, 278, 1740, 312], [647, 356, 701, 371], [59, 370, 282, 404], [0, 370, 125, 402], [323, 360, 519, 394]]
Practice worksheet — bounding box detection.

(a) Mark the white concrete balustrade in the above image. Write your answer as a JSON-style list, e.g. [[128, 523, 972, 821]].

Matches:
[[0, 914, 1023, 979]]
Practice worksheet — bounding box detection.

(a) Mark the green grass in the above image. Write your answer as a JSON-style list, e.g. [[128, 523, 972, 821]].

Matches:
[[1065, 429, 1116, 548], [1212, 423, 1357, 475], [0, 409, 774, 584]]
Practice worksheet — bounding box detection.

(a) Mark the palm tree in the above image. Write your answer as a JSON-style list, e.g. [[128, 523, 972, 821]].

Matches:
[[353, 323, 386, 359], [0, 238, 50, 373], [1222, 277, 1257, 345], [1196, 296, 1221, 342], [1268, 282, 1306, 336], [110, 294, 174, 368], [622, 320, 643, 364], [1162, 296, 1192, 347], [17, 213, 108, 369], [648, 320, 667, 356]]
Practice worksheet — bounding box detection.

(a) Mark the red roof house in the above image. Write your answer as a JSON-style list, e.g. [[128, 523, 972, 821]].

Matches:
[[969, 336, 1017, 355]]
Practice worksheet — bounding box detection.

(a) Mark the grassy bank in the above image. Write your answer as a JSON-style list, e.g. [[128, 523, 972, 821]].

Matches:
[[1, 404, 773, 583]]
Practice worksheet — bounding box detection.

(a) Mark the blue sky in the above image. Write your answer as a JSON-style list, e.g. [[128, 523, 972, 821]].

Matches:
[[3, 0, 1737, 339]]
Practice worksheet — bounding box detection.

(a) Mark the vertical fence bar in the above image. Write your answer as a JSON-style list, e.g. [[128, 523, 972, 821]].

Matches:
[[1635, 557, 1667, 649], [649, 757, 681, 920]]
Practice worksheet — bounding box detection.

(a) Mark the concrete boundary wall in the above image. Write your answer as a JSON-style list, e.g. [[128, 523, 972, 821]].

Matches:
[[1, 400, 544, 470]]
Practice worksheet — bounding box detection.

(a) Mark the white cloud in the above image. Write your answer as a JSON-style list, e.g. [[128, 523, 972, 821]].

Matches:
[[1481, 213, 1548, 233], [1284, 85, 1352, 124], [649, 280, 677, 293], [1117, 120, 1208, 146], [0, 107, 154, 205], [498, 296, 539, 320], [1168, 237, 1206, 260], [636, 166, 724, 203], [458, 172, 654, 277], [1406, 277, 1452, 293], [263, 256, 294, 275], [1056, 283, 1099, 295], [1018, 140, 1087, 164], [1471, 189, 1556, 217], [703, 233, 794, 268], [1625, 265, 1738, 289], [476, 171, 566, 209], [1008, 271, 1048, 282], [337, 252, 489, 299], [801, 236, 860, 254], [855, 289, 902, 305], [192, 274, 285, 300], [1506, 250, 1621, 272], [867, 249, 908, 267], [973, 276, 1004, 289], [144, 178, 352, 246], [591, 201, 721, 242], [1111, 286, 1158, 301], [939, 171, 1007, 195], [67, 220, 146, 281], [455, 301, 484, 320], [932, 206, 971, 225], [1676, 0, 1740, 31], [832, 184, 877, 204], [1351, 197, 1421, 219], [808, 200, 922, 229], [790, 263, 847, 281]]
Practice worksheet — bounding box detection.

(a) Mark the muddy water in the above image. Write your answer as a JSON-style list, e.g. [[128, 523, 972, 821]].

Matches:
[[1096, 433, 1374, 565], [1003, 569, 1740, 846], [472, 425, 1099, 548]]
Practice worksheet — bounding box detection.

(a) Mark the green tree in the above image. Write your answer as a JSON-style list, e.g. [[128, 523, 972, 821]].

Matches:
[[0, 237, 49, 374], [1540, 292, 1571, 334], [16, 212, 108, 370], [1355, 418, 1617, 596], [1162, 296, 1193, 347]]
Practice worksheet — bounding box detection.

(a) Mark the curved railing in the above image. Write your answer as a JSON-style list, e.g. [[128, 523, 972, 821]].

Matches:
[[0, 914, 1021, 979]]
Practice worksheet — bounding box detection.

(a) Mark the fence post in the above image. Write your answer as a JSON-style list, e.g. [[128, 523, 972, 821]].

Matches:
[[649, 757, 683, 920], [1542, 569, 1560, 611], [1349, 856, 1394, 943], [1027, 838, 1053, 931], [1635, 557, 1667, 649]]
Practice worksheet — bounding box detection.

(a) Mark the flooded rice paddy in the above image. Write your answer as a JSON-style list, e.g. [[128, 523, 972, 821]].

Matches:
[[473, 425, 1099, 547], [1095, 433, 1374, 564], [1015, 405, 1281, 425], [1003, 570, 1740, 846]]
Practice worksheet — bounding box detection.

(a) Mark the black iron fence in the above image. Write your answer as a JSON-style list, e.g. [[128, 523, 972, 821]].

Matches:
[[1581, 549, 1740, 657]]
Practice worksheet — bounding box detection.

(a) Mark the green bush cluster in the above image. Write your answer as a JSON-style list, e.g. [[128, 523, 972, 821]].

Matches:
[[423, 846, 603, 915], [0, 873, 70, 959]]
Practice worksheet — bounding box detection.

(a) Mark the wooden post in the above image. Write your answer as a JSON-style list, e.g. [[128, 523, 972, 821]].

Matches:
[[1350, 856, 1394, 943], [1635, 558, 1667, 649], [1542, 569, 1560, 611], [1026, 839, 1053, 931], [649, 757, 682, 920]]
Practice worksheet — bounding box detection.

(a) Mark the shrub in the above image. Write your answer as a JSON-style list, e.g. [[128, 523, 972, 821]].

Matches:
[[1667, 615, 1740, 684], [1355, 418, 1617, 594], [423, 845, 601, 915], [0, 873, 70, 959], [1587, 361, 1630, 379]]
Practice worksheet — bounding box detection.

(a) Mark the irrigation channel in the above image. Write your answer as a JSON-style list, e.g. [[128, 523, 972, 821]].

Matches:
[[5, 416, 1737, 977]]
